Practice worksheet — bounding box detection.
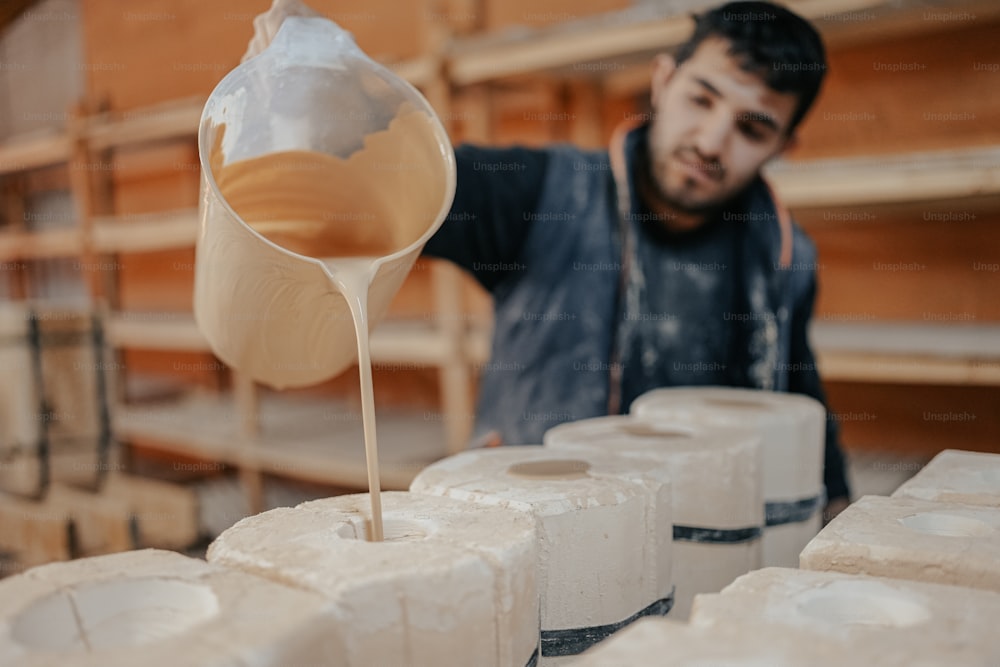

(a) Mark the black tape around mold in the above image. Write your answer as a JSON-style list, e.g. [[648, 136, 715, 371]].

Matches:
[[765, 495, 823, 527], [672, 524, 762, 544], [540, 590, 674, 657]]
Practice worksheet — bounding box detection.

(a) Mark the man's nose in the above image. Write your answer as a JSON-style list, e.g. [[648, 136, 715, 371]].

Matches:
[[694, 110, 729, 159]]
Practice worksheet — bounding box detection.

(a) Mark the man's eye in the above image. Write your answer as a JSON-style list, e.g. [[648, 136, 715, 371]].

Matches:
[[690, 95, 711, 108], [739, 123, 765, 142]]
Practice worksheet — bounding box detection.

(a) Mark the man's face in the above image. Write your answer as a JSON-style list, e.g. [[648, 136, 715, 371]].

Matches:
[[647, 37, 799, 218]]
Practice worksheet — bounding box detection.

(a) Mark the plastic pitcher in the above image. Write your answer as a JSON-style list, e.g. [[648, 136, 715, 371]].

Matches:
[[194, 16, 456, 389]]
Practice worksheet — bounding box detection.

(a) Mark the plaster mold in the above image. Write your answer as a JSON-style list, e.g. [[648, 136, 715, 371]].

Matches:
[[800, 494, 1000, 592], [893, 449, 1000, 508], [0, 549, 344, 667], [564, 616, 956, 667], [689, 567, 1000, 663], [208, 491, 539, 667], [544, 415, 762, 618], [410, 446, 672, 662]]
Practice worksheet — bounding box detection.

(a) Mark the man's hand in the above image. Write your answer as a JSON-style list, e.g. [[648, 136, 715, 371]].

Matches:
[[242, 0, 323, 62]]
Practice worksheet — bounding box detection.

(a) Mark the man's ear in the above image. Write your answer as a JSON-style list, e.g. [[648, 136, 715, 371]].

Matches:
[[650, 53, 677, 105]]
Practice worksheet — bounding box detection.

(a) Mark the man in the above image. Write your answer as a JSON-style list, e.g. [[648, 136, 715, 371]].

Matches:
[[245, 0, 850, 515]]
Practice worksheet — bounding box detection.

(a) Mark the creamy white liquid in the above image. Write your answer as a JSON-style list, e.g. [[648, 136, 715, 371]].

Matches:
[[326, 257, 383, 542]]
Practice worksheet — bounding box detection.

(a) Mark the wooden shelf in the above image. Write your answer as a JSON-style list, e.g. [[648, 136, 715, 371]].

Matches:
[[812, 321, 1000, 386], [386, 54, 441, 90], [105, 313, 211, 352], [767, 146, 1000, 209], [91, 209, 199, 253], [104, 312, 491, 364], [84, 97, 205, 151], [447, 0, 950, 85], [0, 227, 82, 261], [0, 130, 71, 176], [114, 391, 452, 490]]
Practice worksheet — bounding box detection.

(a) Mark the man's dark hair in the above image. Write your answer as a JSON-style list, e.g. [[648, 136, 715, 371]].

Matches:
[[674, 1, 827, 134]]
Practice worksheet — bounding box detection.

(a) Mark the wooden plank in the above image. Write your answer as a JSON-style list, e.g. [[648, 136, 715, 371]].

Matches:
[[44, 484, 136, 556], [370, 321, 453, 364], [818, 350, 1000, 385], [483, 0, 630, 31], [387, 55, 442, 90], [101, 313, 483, 363], [0, 227, 82, 261], [101, 473, 200, 550], [91, 209, 198, 253], [449, 11, 692, 84], [105, 313, 210, 351], [450, 0, 902, 84], [113, 392, 451, 491], [0, 131, 70, 175], [767, 146, 1000, 208], [813, 322, 1000, 385], [69, 102, 107, 303], [431, 262, 475, 454], [85, 97, 204, 151]]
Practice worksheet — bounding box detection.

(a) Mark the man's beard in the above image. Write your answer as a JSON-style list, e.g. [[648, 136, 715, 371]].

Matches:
[[643, 148, 728, 219]]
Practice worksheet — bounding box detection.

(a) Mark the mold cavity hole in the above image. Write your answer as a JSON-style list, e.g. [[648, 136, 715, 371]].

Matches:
[[899, 512, 993, 538], [704, 397, 773, 411], [620, 420, 695, 439], [338, 517, 434, 542], [507, 459, 591, 480], [795, 581, 931, 628], [12, 578, 219, 651]]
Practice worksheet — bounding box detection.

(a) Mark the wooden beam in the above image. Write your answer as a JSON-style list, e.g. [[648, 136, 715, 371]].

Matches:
[[767, 146, 1000, 209], [91, 209, 199, 253], [813, 322, 1000, 386], [0, 131, 71, 175], [112, 392, 452, 491], [387, 55, 442, 90], [105, 313, 210, 352], [449, 12, 692, 84], [84, 97, 204, 151], [431, 261, 475, 454], [447, 0, 985, 85], [0, 227, 82, 261]]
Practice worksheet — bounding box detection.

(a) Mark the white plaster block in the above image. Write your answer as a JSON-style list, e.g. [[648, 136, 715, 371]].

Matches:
[[630, 386, 826, 567], [208, 491, 539, 667], [409, 446, 672, 659], [543, 415, 762, 618], [690, 567, 1000, 664], [893, 449, 1000, 508], [567, 614, 994, 667], [800, 494, 1000, 592], [0, 549, 343, 667], [567, 617, 852, 667]]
